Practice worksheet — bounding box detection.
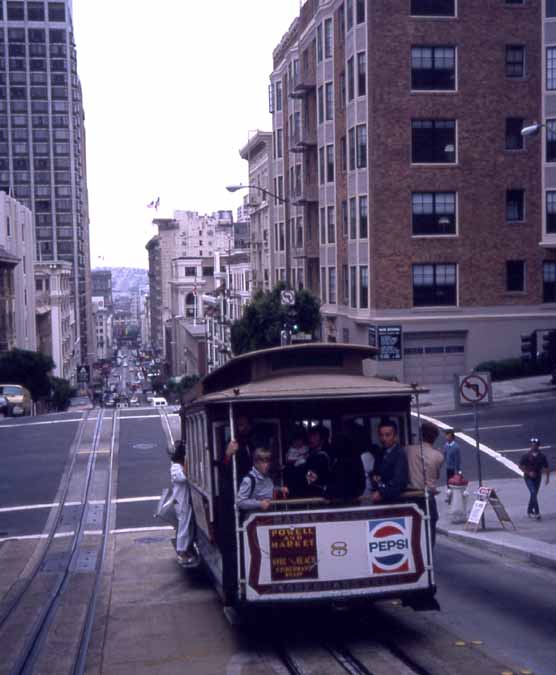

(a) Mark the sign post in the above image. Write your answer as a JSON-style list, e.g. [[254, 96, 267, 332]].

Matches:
[[464, 487, 515, 533], [457, 373, 491, 529]]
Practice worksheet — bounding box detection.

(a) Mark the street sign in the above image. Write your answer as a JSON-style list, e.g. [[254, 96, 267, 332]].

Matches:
[[280, 290, 295, 306], [457, 372, 491, 406], [77, 365, 90, 383], [377, 325, 402, 361], [464, 487, 515, 532]]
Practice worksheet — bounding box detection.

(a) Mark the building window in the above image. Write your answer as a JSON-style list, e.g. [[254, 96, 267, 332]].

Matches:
[[279, 222, 285, 251], [543, 262, 556, 302], [359, 196, 368, 238], [548, 0, 556, 17], [410, 0, 455, 16], [324, 18, 333, 59], [49, 3, 66, 21], [356, 0, 365, 23], [325, 82, 333, 120], [357, 52, 366, 96], [548, 48, 556, 91], [327, 206, 336, 243], [326, 144, 334, 182], [505, 117, 524, 150], [349, 197, 357, 239], [356, 124, 367, 168], [546, 120, 556, 161], [321, 267, 327, 303], [506, 261, 525, 292], [329, 267, 337, 304], [275, 81, 282, 111], [338, 4, 345, 43], [340, 136, 347, 172], [506, 189, 525, 222], [546, 191, 556, 233], [359, 266, 368, 309], [28, 2, 45, 20], [317, 24, 323, 63], [7, 2, 25, 20], [318, 86, 324, 124], [320, 207, 326, 244], [346, 0, 354, 30], [413, 263, 457, 306], [276, 128, 283, 158], [319, 146, 325, 185], [347, 57, 355, 101], [348, 127, 356, 170], [339, 71, 346, 109], [341, 200, 348, 237], [350, 266, 357, 307], [412, 192, 456, 235], [506, 46, 525, 78], [411, 46, 455, 90], [342, 264, 349, 304], [412, 119, 456, 164]]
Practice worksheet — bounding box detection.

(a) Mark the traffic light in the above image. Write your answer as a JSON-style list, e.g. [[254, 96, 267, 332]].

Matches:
[[541, 330, 556, 364], [521, 331, 537, 362]]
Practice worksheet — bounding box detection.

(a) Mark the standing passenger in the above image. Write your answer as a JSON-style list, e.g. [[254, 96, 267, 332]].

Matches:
[[370, 420, 408, 504], [406, 422, 444, 547], [224, 415, 255, 483], [170, 440, 197, 566]]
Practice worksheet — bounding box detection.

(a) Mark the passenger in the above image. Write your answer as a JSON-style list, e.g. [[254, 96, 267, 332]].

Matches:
[[370, 419, 409, 504], [406, 422, 444, 547], [299, 425, 332, 496], [224, 415, 256, 483], [308, 433, 365, 500], [237, 448, 288, 511], [170, 440, 197, 566], [285, 429, 309, 467]]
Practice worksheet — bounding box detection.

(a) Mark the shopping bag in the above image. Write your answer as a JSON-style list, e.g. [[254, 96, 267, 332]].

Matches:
[[154, 487, 178, 528]]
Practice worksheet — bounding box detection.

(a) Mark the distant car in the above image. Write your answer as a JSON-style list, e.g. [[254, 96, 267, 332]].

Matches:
[[68, 396, 94, 412], [150, 397, 168, 408], [552, 367, 556, 385], [0, 394, 9, 417], [129, 396, 140, 406], [0, 384, 32, 416]]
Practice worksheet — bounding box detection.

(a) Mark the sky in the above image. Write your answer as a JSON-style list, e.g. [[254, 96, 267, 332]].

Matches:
[[72, 0, 302, 270]]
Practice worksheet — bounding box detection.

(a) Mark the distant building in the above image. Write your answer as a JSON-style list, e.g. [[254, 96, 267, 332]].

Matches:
[[0, 246, 18, 351], [34, 260, 77, 382], [0, 192, 36, 351], [92, 296, 112, 361], [174, 211, 234, 258], [91, 270, 113, 311]]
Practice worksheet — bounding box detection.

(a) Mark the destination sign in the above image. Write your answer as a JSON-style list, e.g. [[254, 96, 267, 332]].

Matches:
[[269, 526, 318, 581]]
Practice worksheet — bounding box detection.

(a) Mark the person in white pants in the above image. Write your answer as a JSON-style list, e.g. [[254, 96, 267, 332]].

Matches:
[[171, 441, 196, 565]]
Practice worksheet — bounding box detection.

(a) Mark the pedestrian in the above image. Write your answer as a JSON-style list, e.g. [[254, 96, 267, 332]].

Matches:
[[170, 440, 197, 566], [370, 419, 408, 504], [443, 429, 461, 500], [406, 422, 444, 547], [519, 437, 550, 520]]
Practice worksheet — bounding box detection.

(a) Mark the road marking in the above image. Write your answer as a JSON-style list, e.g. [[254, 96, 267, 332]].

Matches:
[[0, 529, 104, 543], [111, 525, 173, 534], [412, 411, 522, 476], [0, 418, 82, 428], [0, 496, 160, 514], [500, 445, 551, 454], [431, 412, 474, 418], [462, 424, 523, 432]]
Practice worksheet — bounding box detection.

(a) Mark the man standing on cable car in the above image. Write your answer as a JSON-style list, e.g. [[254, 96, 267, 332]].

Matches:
[[224, 415, 256, 483], [370, 419, 408, 504]]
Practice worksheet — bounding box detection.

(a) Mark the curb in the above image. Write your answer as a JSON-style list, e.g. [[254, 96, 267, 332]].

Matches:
[[437, 526, 556, 571], [507, 386, 556, 397]]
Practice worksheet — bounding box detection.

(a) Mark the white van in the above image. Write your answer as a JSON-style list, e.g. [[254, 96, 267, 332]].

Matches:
[[150, 397, 168, 408]]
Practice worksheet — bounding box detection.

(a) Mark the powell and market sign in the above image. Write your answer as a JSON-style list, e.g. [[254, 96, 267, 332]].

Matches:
[[368, 325, 402, 361]]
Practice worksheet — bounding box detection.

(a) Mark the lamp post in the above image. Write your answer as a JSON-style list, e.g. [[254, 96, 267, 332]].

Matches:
[[521, 122, 545, 138]]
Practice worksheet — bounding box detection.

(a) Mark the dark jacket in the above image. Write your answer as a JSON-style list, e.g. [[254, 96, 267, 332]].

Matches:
[[325, 456, 366, 500], [372, 444, 408, 501]]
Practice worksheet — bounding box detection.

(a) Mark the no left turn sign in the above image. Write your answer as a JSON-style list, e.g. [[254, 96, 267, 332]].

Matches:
[[459, 373, 490, 404]]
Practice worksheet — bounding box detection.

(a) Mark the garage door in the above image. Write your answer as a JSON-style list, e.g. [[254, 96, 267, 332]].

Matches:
[[404, 334, 466, 385]]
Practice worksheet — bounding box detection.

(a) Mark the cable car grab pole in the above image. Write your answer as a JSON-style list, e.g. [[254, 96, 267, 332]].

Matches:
[[412, 384, 434, 574], [228, 403, 243, 600]]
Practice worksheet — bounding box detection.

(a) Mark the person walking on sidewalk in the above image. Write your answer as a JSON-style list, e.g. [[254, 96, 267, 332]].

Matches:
[[443, 429, 461, 500], [519, 437, 550, 520]]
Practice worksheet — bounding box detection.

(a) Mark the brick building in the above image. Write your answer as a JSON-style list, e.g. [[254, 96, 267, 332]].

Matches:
[[269, 0, 556, 383]]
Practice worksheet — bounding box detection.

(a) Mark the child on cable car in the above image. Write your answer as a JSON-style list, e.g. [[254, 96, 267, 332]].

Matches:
[[237, 448, 289, 512]]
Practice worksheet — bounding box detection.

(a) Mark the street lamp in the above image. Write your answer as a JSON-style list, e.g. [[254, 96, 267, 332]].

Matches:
[[226, 183, 289, 204], [521, 122, 545, 137]]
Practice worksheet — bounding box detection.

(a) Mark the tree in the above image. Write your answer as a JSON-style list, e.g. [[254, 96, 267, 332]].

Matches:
[[50, 376, 75, 411], [231, 282, 321, 356], [0, 349, 55, 401]]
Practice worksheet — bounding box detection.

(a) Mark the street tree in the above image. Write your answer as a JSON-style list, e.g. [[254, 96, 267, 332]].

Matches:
[[0, 349, 55, 401], [230, 282, 321, 356]]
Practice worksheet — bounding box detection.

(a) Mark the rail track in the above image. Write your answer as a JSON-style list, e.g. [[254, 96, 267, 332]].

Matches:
[[0, 408, 119, 675]]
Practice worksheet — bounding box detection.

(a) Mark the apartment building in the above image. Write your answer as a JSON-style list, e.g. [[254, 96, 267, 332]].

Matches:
[[0, 0, 93, 365], [270, 0, 556, 383], [174, 210, 235, 258], [34, 258, 76, 381], [0, 191, 36, 350], [91, 269, 113, 312], [239, 131, 275, 292]]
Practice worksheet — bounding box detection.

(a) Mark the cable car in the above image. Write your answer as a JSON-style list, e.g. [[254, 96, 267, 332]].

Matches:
[[180, 343, 436, 610]]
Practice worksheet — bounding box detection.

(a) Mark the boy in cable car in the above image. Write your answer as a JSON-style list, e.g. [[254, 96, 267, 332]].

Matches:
[[237, 448, 289, 511]]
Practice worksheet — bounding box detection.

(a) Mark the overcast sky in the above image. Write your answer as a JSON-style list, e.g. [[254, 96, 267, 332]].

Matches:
[[72, 0, 302, 270]]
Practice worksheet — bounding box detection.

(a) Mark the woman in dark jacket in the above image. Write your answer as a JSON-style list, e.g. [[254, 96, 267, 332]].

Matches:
[[307, 433, 365, 500]]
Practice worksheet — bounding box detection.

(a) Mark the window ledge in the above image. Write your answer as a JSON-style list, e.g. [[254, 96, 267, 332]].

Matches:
[[411, 234, 458, 239], [504, 291, 527, 296], [410, 90, 457, 95], [411, 162, 458, 167], [411, 305, 460, 313]]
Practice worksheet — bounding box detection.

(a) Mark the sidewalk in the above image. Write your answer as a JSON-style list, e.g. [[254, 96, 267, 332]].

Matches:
[[436, 476, 556, 571], [415, 374, 556, 413]]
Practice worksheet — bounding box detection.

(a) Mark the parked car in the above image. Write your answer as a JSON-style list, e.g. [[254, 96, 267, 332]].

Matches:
[[0, 394, 9, 417], [67, 395, 94, 412], [0, 384, 32, 416], [552, 367, 556, 385], [150, 397, 168, 408], [129, 396, 140, 406]]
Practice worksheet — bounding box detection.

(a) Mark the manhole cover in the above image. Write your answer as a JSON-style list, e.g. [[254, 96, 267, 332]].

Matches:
[[133, 442, 156, 450], [135, 536, 167, 544]]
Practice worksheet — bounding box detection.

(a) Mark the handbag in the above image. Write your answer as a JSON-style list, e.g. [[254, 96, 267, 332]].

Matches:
[[154, 487, 178, 529]]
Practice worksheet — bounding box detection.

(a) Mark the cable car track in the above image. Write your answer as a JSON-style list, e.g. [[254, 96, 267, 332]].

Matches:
[[0, 408, 119, 675]]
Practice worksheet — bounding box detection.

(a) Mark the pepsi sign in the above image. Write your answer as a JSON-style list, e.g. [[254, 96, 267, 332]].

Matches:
[[368, 517, 412, 575]]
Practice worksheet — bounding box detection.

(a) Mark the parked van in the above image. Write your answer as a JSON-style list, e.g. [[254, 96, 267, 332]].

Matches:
[[0, 384, 32, 416], [150, 397, 168, 408]]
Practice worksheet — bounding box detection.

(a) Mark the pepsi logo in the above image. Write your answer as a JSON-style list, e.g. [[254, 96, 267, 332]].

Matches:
[[368, 518, 411, 574]]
